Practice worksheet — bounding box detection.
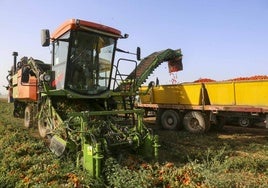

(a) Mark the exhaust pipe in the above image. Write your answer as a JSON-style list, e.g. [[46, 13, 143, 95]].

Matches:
[[12, 52, 18, 75]]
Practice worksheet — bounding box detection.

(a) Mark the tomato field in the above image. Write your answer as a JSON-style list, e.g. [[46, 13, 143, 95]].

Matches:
[[0, 98, 268, 187]]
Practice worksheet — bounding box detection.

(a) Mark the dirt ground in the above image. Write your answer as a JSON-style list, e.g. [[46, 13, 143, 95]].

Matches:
[[143, 116, 268, 164]]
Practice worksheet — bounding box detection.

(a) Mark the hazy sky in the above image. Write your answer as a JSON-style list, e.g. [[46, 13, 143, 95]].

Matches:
[[1, 0, 268, 94]]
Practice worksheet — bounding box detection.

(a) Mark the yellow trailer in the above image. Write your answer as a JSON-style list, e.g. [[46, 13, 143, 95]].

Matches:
[[138, 80, 268, 133]]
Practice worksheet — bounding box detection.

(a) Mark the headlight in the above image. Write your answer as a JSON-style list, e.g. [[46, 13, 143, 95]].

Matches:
[[40, 73, 51, 82], [43, 74, 51, 82]]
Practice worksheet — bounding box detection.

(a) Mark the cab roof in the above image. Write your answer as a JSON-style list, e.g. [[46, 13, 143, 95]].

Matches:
[[51, 19, 122, 39]]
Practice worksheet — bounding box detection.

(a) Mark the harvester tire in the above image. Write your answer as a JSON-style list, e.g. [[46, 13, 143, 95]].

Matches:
[[161, 110, 182, 130], [183, 111, 209, 133], [38, 117, 48, 138], [24, 105, 33, 128]]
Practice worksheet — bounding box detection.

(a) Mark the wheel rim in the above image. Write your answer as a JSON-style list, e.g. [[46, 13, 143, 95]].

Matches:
[[183, 111, 209, 133], [167, 117, 174, 125], [161, 110, 180, 130], [239, 118, 250, 127], [189, 118, 200, 129]]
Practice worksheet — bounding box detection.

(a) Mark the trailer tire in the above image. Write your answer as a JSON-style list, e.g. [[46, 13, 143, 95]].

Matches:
[[161, 110, 181, 130], [156, 109, 164, 128], [238, 117, 251, 127], [212, 116, 226, 131], [183, 111, 209, 133]]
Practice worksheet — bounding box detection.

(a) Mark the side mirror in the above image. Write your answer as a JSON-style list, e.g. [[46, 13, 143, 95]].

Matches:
[[136, 47, 141, 61], [41, 29, 50, 47]]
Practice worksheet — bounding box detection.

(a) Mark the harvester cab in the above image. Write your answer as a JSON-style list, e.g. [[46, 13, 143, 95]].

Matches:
[[6, 19, 183, 178], [41, 19, 129, 96]]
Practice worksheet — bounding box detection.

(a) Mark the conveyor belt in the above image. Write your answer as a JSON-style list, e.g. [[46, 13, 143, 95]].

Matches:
[[116, 49, 183, 92]]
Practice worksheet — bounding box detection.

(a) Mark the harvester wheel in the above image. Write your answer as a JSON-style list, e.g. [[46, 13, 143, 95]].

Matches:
[[183, 111, 209, 133], [161, 110, 181, 130], [38, 117, 49, 138], [24, 105, 33, 128]]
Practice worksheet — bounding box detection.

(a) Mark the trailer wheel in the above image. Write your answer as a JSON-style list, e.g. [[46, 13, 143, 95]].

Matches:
[[24, 105, 34, 128], [212, 116, 226, 131], [183, 111, 209, 133], [156, 109, 164, 128], [238, 117, 251, 127], [161, 110, 181, 130]]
